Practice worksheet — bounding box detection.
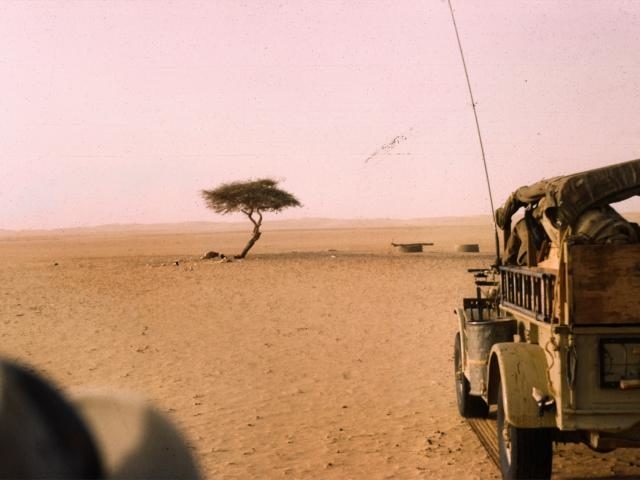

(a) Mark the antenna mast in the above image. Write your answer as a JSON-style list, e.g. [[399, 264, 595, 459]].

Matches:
[[447, 0, 501, 265]]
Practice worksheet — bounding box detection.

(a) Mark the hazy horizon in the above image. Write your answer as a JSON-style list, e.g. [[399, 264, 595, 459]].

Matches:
[[0, 213, 496, 234], [3, 1, 640, 230], [4, 209, 640, 235]]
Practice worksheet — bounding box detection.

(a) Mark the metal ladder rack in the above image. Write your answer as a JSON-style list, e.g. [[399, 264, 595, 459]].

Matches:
[[499, 266, 556, 323]]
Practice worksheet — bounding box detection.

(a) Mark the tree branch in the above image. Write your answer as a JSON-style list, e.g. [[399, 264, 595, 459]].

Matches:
[[244, 209, 259, 228]]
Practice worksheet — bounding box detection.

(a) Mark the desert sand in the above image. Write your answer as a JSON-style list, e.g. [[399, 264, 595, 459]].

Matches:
[[1, 220, 638, 479]]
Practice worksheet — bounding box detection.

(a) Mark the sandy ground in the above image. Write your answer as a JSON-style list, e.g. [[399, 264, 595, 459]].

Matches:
[[1, 222, 639, 479]]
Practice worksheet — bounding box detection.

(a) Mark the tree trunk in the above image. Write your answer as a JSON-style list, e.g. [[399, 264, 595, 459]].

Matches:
[[236, 227, 261, 259], [236, 209, 263, 259]]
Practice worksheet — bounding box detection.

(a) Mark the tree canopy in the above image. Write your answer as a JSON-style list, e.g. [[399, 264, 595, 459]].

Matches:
[[201, 178, 301, 215]]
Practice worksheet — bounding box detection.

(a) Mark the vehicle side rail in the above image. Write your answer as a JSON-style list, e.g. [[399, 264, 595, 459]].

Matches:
[[499, 266, 556, 323]]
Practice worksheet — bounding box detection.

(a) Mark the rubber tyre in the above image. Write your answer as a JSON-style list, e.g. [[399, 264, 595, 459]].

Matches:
[[497, 378, 553, 479], [454, 333, 489, 418]]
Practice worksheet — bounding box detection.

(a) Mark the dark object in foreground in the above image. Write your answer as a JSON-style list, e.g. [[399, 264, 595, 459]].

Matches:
[[0, 359, 201, 479], [0, 360, 103, 479]]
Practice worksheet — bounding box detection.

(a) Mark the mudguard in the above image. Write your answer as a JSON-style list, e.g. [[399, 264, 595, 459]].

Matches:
[[487, 343, 557, 428], [455, 307, 467, 367]]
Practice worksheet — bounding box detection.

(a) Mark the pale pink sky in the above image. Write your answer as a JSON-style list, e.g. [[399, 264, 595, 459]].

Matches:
[[2, 1, 640, 229]]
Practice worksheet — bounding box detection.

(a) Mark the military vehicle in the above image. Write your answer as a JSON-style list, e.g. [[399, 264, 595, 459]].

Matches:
[[454, 159, 640, 479]]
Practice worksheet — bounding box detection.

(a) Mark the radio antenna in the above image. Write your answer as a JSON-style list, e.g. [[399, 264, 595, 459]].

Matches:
[[447, 0, 501, 265]]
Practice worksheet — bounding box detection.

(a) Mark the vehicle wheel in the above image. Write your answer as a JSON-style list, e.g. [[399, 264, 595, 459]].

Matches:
[[454, 332, 489, 418], [497, 377, 553, 479]]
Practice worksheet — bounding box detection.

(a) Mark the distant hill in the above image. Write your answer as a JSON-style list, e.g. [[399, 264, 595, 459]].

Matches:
[[3, 212, 639, 237], [0, 216, 494, 237]]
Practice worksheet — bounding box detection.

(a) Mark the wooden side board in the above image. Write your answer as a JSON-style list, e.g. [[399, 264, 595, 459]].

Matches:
[[570, 244, 640, 324]]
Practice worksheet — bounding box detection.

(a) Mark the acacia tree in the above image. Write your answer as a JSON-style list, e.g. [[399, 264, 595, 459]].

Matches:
[[201, 178, 301, 259]]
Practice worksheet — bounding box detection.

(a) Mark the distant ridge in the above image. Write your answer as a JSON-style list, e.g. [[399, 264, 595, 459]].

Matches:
[[3, 212, 639, 237], [0, 215, 494, 237]]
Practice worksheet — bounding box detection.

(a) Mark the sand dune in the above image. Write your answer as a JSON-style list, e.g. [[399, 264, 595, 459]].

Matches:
[[1, 222, 638, 478]]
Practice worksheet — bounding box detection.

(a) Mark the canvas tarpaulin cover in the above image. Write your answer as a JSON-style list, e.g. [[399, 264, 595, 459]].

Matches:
[[496, 158, 640, 230]]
